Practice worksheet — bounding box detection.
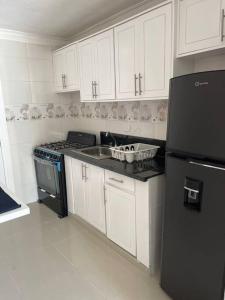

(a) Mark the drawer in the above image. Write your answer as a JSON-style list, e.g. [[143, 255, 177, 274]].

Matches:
[[105, 170, 135, 193]]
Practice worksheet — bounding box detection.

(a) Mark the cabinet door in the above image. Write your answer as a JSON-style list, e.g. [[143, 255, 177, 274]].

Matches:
[[0, 141, 6, 187], [64, 156, 74, 214], [71, 159, 86, 219], [105, 184, 136, 255], [95, 29, 115, 100], [178, 0, 222, 55], [64, 45, 80, 91], [53, 50, 64, 92], [79, 39, 96, 101], [85, 164, 106, 233], [138, 3, 172, 99], [114, 20, 138, 99]]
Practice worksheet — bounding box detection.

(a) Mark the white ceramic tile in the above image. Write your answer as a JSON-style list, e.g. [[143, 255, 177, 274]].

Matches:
[[17, 144, 36, 183], [0, 269, 22, 300], [154, 122, 167, 140], [0, 40, 27, 58], [0, 57, 29, 81], [1, 81, 32, 105], [140, 101, 153, 122], [27, 44, 52, 59], [106, 119, 130, 134], [194, 53, 225, 72], [31, 82, 54, 103], [0, 203, 171, 300], [55, 92, 74, 104], [28, 58, 53, 82]]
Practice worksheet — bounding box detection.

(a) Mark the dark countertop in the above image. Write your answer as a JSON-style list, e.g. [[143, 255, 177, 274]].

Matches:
[[61, 148, 165, 182]]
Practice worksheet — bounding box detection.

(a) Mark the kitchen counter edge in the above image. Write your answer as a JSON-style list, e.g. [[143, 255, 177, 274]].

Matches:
[[61, 148, 165, 182]]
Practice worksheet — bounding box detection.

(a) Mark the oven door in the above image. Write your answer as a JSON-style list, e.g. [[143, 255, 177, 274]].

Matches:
[[34, 156, 60, 196]]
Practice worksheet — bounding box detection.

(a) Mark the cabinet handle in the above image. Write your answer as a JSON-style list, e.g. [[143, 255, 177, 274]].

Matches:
[[221, 9, 225, 42], [134, 74, 138, 96], [84, 165, 88, 181], [63, 74, 67, 88], [91, 81, 94, 98], [49, 194, 56, 199], [62, 74, 66, 89], [62, 74, 64, 88], [81, 164, 85, 180], [138, 73, 143, 95], [109, 177, 124, 184], [94, 81, 98, 98]]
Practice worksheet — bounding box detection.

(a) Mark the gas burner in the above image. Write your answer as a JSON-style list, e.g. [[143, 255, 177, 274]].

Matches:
[[38, 140, 90, 153]]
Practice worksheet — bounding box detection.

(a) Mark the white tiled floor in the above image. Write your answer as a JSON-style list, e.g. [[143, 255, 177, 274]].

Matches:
[[0, 203, 171, 300]]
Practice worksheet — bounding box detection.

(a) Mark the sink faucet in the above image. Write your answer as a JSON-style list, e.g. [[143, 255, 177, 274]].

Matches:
[[105, 132, 118, 147]]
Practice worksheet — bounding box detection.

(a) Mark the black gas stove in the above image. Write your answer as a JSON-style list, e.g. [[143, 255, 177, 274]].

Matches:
[[39, 141, 89, 151], [33, 132, 96, 218]]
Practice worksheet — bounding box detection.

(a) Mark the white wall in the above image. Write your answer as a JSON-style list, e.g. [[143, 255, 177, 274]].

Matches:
[[0, 39, 76, 203], [194, 53, 225, 72]]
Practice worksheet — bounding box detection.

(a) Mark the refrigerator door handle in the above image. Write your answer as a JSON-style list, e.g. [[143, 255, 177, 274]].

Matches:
[[189, 161, 225, 171], [184, 186, 199, 194]]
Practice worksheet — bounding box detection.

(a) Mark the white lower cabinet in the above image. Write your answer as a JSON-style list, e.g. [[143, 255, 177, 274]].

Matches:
[[65, 156, 165, 272], [0, 141, 6, 187], [72, 158, 86, 219], [105, 184, 136, 256], [85, 163, 106, 233], [136, 175, 165, 273], [65, 157, 106, 233]]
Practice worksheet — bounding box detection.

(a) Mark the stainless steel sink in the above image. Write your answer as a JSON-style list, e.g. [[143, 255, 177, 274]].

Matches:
[[72, 146, 112, 160]]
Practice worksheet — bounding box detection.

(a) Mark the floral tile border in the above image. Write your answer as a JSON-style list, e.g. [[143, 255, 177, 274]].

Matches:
[[5, 101, 168, 123]]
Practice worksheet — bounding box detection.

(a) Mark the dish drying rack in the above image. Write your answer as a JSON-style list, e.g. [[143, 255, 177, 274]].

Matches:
[[110, 143, 160, 163]]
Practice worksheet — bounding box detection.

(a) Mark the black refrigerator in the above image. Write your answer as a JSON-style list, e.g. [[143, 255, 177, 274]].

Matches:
[[161, 71, 225, 300]]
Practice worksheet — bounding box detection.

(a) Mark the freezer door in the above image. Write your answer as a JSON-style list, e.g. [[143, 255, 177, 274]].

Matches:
[[167, 71, 225, 161], [161, 155, 225, 300]]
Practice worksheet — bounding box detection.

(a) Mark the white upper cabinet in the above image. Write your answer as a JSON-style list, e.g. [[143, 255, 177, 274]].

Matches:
[[114, 20, 137, 99], [138, 4, 172, 99], [115, 3, 172, 100], [79, 29, 115, 101], [53, 50, 65, 92], [95, 30, 115, 100], [79, 38, 96, 101], [53, 2, 172, 101], [177, 0, 225, 56], [64, 45, 80, 91], [53, 44, 79, 92]]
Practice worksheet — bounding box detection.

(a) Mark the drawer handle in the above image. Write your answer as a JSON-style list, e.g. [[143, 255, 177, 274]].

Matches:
[[109, 177, 124, 184], [49, 194, 56, 199], [40, 188, 46, 193]]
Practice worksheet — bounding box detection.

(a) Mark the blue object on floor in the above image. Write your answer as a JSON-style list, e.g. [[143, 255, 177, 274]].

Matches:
[[0, 188, 21, 214]]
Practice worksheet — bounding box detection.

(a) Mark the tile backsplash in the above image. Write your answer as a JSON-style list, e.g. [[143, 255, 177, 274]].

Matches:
[[5, 99, 168, 123]]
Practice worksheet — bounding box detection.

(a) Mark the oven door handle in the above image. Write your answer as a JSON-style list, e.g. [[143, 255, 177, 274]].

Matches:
[[33, 156, 61, 172]]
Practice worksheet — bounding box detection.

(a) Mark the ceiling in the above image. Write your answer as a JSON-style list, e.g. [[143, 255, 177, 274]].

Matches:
[[0, 0, 146, 38]]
